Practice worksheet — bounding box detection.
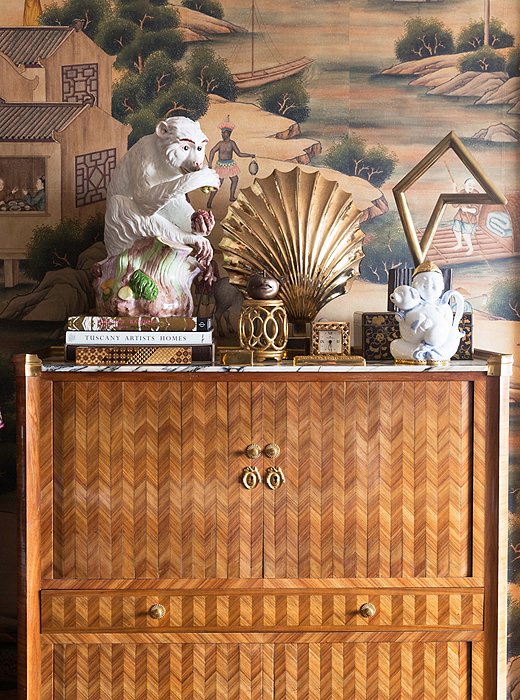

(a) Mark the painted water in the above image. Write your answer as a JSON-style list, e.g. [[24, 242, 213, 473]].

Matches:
[[209, 0, 520, 224]]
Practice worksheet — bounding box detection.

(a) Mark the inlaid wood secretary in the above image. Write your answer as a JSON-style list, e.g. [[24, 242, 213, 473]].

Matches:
[[16, 354, 510, 699]]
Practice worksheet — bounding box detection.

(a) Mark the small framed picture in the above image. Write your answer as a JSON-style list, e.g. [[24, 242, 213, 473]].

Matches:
[[311, 321, 350, 355]]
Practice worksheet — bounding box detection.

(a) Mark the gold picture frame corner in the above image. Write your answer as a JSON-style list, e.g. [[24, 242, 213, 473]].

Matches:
[[393, 131, 507, 266]]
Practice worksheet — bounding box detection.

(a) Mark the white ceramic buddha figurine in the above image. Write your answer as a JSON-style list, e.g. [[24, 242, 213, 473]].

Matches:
[[390, 261, 465, 364]]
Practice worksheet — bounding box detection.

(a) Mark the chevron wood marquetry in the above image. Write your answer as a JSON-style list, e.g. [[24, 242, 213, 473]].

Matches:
[[40, 589, 484, 633], [41, 641, 472, 700], [46, 380, 474, 581], [15, 362, 509, 699]]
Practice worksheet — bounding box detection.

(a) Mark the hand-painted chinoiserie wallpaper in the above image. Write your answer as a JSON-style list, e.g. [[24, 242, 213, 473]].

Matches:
[[0, 0, 518, 695]]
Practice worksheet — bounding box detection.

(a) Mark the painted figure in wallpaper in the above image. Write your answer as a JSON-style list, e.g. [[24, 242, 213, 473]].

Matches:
[[23, 0, 42, 26], [0, 178, 17, 208], [207, 116, 255, 207], [450, 177, 481, 256], [21, 176, 46, 212]]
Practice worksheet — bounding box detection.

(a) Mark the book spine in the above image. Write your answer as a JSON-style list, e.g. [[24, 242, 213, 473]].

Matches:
[[66, 330, 213, 346], [68, 344, 215, 365], [67, 316, 212, 332]]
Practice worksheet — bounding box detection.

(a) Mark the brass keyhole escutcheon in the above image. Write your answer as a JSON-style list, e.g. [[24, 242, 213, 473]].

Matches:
[[265, 465, 286, 490], [149, 604, 166, 620], [245, 443, 262, 459], [264, 443, 281, 459], [242, 465, 262, 490], [359, 603, 376, 619]]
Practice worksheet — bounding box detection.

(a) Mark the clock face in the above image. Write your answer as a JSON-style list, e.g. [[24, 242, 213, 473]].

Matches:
[[318, 330, 343, 354]]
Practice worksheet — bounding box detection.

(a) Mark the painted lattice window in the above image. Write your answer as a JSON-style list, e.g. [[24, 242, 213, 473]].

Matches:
[[75, 149, 116, 208], [62, 64, 98, 104]]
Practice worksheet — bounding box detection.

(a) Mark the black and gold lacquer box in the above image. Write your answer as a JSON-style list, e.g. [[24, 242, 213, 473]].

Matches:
[[354, 311, 473, 361], [354, 312, 399, 361], [453, 311, 473, 360]]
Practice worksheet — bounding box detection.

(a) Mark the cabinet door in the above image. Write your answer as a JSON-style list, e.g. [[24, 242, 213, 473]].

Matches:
[[45, 380, 263, 581], [260, 380, 475, 580], [42, 640, 477, 699], [268, 641, 473, 699], [42, 642, 266, 700]]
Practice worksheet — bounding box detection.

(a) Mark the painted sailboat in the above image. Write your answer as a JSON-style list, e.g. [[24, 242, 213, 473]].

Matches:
[[232, 0, 313, 90]]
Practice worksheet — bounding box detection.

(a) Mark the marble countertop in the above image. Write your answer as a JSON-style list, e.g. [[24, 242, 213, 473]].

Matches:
[[41, 359, 490, 374]]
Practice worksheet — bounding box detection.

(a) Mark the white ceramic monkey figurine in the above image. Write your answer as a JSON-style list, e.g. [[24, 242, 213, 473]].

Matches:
[[94, 117, 221, 317], [104, 116, 220, 261]]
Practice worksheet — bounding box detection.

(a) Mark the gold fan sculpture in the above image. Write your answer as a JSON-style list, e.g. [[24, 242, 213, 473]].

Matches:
[[219, 168, 365, 323]]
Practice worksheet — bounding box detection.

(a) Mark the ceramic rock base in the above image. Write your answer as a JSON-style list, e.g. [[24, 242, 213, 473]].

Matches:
[[93, 238, 201, 317]]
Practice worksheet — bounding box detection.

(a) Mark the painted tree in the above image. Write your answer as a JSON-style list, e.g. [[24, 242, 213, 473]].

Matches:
[[185, 46, 237, 100], [23, 215, 104, 281], [456, 17, 514, 52], [40, 0, 111, 38], [112, 73, 145, 122], [459, 46, 506, 73], [96, 0, 185, 73], [358, 213, 413, 284], [395, 17, 455, 62], [181, 0, 224, 20], [153, 82, 209, 121], [506, 47, 520, 78], [324, 134, 397, 188], [259, 78, 310, 123], [123, 81, 209, 146]]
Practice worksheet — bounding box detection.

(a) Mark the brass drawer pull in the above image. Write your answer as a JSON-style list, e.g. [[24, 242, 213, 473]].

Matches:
[[149, 604, 166, 620], [242, 465, 262, 490], [264, 443, 280, 459], [245, 443, 262, 459], [359, 603, 376, 619], [265, 465, 285, 490]]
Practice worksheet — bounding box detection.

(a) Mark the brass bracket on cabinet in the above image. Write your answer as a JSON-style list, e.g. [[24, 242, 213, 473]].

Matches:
[[265, 465, 286, 490], [242, 465, 262, 490], [24, 354, 42, 377]]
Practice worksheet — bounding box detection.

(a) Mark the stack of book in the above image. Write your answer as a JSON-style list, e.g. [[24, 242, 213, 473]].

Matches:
[[65, 315, 214, 365]]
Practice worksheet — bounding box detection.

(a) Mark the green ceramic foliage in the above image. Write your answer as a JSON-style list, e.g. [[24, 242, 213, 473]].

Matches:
[[129, 269, 159, 301]]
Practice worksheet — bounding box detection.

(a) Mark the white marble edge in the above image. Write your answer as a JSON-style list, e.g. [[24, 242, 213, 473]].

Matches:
[[41, 360, 488, 374]]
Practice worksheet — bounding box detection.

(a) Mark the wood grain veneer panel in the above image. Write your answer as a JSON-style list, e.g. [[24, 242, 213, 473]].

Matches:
[[227, 382, 259, 579], [40, 381, 54, 581], [41, 590, 484, 632], [49, 381, 261, 580], [265, 380, 473, 580], [48, 378, 475, 581], [44, 641, 475, 699]]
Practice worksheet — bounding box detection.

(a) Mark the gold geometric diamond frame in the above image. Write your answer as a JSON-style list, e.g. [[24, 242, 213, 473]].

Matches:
[[393, 131, 507, 266]]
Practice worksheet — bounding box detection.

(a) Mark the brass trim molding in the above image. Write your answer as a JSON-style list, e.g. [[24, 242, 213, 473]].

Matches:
[[473, 350, 514, 377], [25, 354, 42, 377]]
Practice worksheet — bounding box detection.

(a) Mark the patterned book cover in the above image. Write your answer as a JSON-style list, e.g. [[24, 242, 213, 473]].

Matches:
[[69, 344, 215, 365], [66, 330, 213, 346], [67, 316, 212, 332]]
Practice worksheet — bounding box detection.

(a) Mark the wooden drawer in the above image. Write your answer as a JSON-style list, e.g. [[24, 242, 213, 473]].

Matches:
[[41, 589, 484, 633]]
